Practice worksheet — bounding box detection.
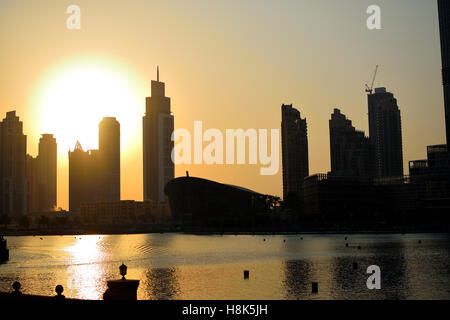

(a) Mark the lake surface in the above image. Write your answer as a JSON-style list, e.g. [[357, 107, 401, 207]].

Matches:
[[0, 233, 449, 300]]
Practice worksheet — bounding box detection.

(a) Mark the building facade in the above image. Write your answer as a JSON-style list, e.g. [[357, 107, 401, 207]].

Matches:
[[0, 111, 28, 219], [26, 154, 38, 213], [99, 117, 120, 202], [164, 176, 272, 227], [80, 200, 171, 225], [409, 144, 450, 178], [368, 87, 404, 178], [37, 134, 57, 211], [69, 141, 93, 212], [329, 109, 375, 180], [69, 118, 120, 212], [303, 174, 378, 221], [281, 104, 309, 201], [27, 134, 57, 213], [143, 67, 174, 202], [438, 0, 450, 147]]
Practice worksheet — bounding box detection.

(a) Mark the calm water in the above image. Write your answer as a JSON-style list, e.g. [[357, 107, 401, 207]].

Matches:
[[0, 233, 449, 300]]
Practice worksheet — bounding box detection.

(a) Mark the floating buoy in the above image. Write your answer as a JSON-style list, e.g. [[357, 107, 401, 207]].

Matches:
[[312, 282, 318, 294]]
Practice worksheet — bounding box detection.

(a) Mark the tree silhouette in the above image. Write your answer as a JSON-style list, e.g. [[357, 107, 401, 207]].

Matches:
[[0, 215, 11, 229], [38, 216, 50, 228], [18, 215, 30, 229]]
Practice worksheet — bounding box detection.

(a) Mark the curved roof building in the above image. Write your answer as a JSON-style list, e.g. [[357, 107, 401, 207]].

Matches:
[[164, 176, 268, 226]]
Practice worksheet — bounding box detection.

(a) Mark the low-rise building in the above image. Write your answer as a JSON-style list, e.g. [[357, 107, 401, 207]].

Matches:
[[164, 176, 276, 227], [80, 200, 171, 225], [303, 174, 378, 221]]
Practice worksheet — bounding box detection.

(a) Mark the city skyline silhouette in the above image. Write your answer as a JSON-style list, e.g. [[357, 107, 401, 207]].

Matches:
[[1, 0, 450, 305], [0, 0, 447, 211]]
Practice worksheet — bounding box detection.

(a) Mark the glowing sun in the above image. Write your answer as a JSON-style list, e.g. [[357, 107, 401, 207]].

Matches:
[[36, 60, 142, 154]]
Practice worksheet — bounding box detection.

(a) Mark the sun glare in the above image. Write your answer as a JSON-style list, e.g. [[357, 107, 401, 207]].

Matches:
[[36, 61, 142, 154]]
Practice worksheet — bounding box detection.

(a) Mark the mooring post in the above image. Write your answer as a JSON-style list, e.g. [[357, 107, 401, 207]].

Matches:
[[55, 285, 65, 300], [103, 264, 140, 300], [12, 281, 22, 295]]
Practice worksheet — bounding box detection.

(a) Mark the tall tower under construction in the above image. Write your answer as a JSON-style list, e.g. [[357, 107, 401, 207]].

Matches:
[[368, 88, 404, 178]]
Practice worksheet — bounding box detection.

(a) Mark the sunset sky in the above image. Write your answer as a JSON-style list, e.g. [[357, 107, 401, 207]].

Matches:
[[0, 0, 446, 210]]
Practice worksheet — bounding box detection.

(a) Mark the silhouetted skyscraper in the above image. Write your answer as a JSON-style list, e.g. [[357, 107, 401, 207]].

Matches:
[[0, 111, 28, 219], [438, 0, 450, 148], [69, 118, 121, 211], [329, 109, 375, 180], [26, 154, 39, 213], [368, 88, 404, 178], [143, 67, 174, 202], [27, 134, 57, 213], [69, 141, 91, 212], [38, 134, 57, 211], [99, 117, 120, 202], [281, 104, 309, 201]]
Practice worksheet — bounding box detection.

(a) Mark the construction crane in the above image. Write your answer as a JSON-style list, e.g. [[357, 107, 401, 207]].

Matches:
[[365, 65, 379, 94]]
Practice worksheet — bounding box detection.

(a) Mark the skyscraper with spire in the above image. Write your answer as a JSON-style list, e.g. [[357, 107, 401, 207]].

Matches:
[[69, 118, 120, 211], [69, 141, 96, 212], [143, 67, 174, 202]]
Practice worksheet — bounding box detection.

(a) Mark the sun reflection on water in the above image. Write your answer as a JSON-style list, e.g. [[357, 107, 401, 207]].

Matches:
[[65, 235, 105, 264], [65, 235, 109, 300]]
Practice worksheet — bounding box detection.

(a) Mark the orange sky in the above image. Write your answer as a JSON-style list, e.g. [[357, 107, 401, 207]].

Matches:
[[0, 0, 446, 210]]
